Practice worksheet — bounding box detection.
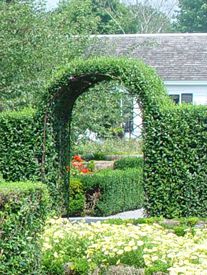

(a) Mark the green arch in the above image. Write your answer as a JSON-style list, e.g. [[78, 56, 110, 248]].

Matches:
[[39, 57, 172, 214]]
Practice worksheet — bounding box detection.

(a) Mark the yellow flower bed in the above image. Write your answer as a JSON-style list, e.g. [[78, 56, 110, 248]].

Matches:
[[41, 218, 207, 274]]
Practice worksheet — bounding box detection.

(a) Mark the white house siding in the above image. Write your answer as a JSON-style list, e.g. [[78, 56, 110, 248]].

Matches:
[[131, 81, 207, 138], [165, 81, 207, 105]]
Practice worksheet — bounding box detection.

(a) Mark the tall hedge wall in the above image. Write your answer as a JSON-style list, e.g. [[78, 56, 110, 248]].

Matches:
[[0, 109, 59, 210], [0, 109, 40, 181], [1, 58, 207, 218], [0, 181, 49, 274], [144, 105, 207, 218]]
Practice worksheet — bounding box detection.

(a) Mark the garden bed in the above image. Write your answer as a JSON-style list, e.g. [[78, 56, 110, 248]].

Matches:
[[41, 218, 207, 274]]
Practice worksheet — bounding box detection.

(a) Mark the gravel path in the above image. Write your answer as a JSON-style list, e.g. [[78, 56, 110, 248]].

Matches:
[[69, 208, 145, 223]]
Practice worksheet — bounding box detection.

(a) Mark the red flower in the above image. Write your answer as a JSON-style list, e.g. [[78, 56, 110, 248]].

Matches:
[[73, 155, 83, 162], [81, 168, 89, 174]]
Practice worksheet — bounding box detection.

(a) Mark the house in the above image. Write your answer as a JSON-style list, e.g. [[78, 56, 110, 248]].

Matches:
[[90, 33, 207, 105], [89, 33, 207, 137]]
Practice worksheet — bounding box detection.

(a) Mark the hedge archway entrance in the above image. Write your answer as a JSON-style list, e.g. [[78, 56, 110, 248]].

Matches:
[[39, 57, 172, 215]]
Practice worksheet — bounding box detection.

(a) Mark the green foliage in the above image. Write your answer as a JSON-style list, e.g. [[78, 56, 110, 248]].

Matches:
[[174, 0, 207, 32], [0, 109, 40, 181], [38, 57, 168, 212], [144, 104, 207, 218], [114, 156, 143, 170], [71, 81, 132, 141], [68, 178, 85, 217], [73, 138, 142, 160], [42, 218, 207, 274], [2, 57, 207, 219], [0, 0, 97, 111], [0, 181, 49, 274], [79, 168, 144, 216], [128, 2, 173, 33], [91, 0, 135, 34]]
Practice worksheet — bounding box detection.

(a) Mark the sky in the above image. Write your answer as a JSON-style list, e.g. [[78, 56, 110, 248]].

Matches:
[[46, 0, 58, 10], [46, 0, 178, 16]]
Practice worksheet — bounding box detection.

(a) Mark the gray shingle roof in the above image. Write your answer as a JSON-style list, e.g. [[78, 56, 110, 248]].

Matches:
[[89, 34, 207, 81]]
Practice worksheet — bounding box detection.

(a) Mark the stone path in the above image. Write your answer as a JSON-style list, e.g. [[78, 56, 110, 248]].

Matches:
[[94, 160, 114, 171], [69, 208, 145, 223]]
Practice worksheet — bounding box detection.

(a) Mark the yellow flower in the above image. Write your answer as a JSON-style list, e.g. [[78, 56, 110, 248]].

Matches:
[[117, 249, 124, 255], [124, 246, 132, 252]]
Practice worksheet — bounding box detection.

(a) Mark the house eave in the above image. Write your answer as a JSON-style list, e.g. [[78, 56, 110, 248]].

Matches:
[[164, 81, 207, 86]]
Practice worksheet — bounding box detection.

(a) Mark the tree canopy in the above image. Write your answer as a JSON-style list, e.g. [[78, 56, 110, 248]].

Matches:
[[0, 0, 97, 110], [174, 0, 207, 32]]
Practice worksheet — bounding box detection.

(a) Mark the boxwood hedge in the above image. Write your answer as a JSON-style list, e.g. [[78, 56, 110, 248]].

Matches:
[[144, 104, 207, 218], [0, 109, 40, 182], [0, 181, 49, 274], [114, 156, 143, 170], [0, 57, 207, 218], [78, 168, 144, 216]]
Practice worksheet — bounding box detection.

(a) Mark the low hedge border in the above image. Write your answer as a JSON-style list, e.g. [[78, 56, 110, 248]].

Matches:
[[0, 181, 49, 274], [76, 168, 144, 216], [114, 156, 143, 170]]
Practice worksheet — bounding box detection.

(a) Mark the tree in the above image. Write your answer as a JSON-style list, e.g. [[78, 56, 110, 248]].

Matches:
[[71, 81, 135, 142], [174, 0, 207, 32], [0, 0, 98, 110], [91, 0, 136, 34], [124, 0, 178, 33]]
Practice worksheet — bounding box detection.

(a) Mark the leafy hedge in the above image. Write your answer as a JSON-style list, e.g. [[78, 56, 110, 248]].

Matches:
[[144, 105, 207, 218], [114, 156, 143, 170], [0, 109, 40, 182], [1, 58, 207, 218], [78, 168, 144, 216], [68, 178, 85, 217], [0, 181, 49, 274]]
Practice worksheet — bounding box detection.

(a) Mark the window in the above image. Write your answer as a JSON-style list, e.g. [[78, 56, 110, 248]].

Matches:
[[181, 93, 193, 104], [169, 94, 180, 104], [169, 93, 193, 104]]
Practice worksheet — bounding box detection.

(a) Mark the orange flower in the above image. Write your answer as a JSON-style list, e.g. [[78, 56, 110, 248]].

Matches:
[[72, 162, 83, 167], [81, 168, 89, 174], [73, 155, 83, 162]]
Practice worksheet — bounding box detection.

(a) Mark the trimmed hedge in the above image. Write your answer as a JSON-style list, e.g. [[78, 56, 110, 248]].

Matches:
[[0, 181, 49, 274], [144, 105, 207, 218], [1, 58, 207, 218], [79, 168, 144, 216], [114, 156, 143, 170], [0, 109, 40, 182]]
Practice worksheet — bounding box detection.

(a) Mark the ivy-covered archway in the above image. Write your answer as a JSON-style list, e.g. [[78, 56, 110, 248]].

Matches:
[[39, 57, 172, 214]]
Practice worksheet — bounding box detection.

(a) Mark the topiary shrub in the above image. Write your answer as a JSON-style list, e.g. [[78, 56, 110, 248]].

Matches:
[[79, 168, 144, 216], [0, 181, 49, 274], [114, 157, 143, 170], [1, 57, 207, 218]]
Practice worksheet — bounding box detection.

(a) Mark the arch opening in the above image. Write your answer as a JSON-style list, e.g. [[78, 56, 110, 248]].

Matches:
[[39, 57, 171, 214]]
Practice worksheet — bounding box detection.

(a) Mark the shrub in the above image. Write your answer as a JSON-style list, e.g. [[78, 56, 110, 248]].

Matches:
[[80, 168, 144, 216], [114, 156, 143, 170], [68, 178, 85, 216], [0, 109, 40, 182], [73, 139, 143, 159], [2, 58, 207, 218], [144, 105, 207, 218], [0, 181, 49, 274]]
